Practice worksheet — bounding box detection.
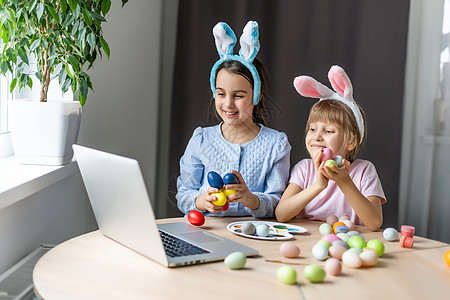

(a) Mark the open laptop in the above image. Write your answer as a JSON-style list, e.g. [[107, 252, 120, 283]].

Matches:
[[73, 144, 258, 267]]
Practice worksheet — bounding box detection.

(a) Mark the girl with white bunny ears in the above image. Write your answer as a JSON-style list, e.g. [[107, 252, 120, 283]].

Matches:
[[275, 66, 386, 231], [176, 21, 291, 219]]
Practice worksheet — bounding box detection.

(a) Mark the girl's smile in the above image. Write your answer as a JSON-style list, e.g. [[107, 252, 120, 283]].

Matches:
[[305, 121, 350, 159], [215, 68, 255, 128]]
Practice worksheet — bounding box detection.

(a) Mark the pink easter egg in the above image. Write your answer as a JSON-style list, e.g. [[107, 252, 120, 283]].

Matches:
[[325, 258, 342, 276], [321, 234, 342, 244], [320, 148, 334, 162]]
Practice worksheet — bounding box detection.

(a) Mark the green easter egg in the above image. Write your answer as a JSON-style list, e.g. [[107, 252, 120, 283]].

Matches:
[[366, 239, 385, 256], [348, 235, 366, 249], [325, 159, 338, 172], [224, 252, 247, 269], [304, 264, 326, 283], [319, 223, 333, 235], [277, 265, 297, 285]]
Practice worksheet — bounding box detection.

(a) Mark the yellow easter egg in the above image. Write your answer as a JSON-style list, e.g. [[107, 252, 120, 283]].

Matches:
[[211, 191, 227, 206], [223, 189, 237, 197]]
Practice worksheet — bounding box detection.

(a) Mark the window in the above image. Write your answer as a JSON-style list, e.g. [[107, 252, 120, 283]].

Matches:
[[0, 72, 11, 134], [437, 0, 450, 136]]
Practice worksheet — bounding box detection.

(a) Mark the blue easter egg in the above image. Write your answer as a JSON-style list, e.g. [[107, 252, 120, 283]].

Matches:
[[223, 173, 238, 185], [333, 155, 344, 167], [207, 171, 223, 188]]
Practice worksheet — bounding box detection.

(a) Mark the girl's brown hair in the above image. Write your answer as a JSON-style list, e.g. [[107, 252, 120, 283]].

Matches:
[[305, 100, 367, 162], [210, 58, 270, 126]]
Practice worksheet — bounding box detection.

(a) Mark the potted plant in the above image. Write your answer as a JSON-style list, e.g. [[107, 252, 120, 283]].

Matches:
[[0, 0, 127, 165]]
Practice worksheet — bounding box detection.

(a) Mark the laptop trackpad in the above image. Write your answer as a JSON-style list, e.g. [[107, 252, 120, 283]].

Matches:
[[180, 232, 222, 243]]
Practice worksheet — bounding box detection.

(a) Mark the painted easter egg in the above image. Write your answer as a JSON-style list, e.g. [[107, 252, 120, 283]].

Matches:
[[312, 243, 328, 261], [221, 201, 229, 211], [223, 189, 237, 197], [277, 265, 297, 285], [321, 148, 334, 162], [326, 215, 338, 226], [325, 258, 342, 276], [348, 235, 366, 249], [207, 171, 223, 189], [223, 173, 238, 185], [304, 264, 326, 283], [187, 210, 205, 226], [211, 191, 227, 206], [256, 224, 270, 237], [366, 239, 385, 256], [280, 242, 301, 258], [224, 252, 246, 269], [342, 250, 362, 268], [383, 227, 399, 241], [241, 222, 256, 235], [325, 159, 339, 172], [360, 249, 378, 267], [333, 155, 344, 167], [319, 223, 333, 235]]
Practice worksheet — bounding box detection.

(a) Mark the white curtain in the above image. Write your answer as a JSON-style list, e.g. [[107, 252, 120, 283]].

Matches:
[[400, 0, 450, 243]]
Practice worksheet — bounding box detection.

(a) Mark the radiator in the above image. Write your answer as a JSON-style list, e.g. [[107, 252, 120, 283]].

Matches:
[[0, 245, 53, 300]]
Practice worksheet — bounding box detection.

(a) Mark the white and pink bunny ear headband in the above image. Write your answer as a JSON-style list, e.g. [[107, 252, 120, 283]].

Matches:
[[210, 21, 261, 104], [293, 65, 365, 144]]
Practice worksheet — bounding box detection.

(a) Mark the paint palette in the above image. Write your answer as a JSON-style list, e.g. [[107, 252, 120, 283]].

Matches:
[[227, 221, 307, 240]]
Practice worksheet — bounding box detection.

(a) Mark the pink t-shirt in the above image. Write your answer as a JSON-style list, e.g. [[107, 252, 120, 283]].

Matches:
[[289, 159, 386, 225]]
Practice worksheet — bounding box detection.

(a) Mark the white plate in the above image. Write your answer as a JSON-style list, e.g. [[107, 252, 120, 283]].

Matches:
[[227, 221, 307, 241]]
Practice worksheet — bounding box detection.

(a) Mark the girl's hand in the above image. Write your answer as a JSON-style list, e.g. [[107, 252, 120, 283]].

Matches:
[[197, 187, 225, 214], [223, 170, 260, 210], [313, 149, 329, 189], [320, 158, 352, 184]]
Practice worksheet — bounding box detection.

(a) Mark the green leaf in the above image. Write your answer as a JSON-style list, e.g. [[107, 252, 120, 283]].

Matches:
[[91, 11, 106, 22], [36, 2, 44, 21], [27, 76, 33, 89], [87, 32, 96, 48], [68, 54, 79, 71], [0, 61, 7, 73], [79, 78, 88, 103], [65, 63, 74, 79], [30, 38, 41, 52], [101, 0, 111, 16], [10, 78, 17, 93], [17, 49, 29, 65], [60, 0, 67, 14], [29, 0, 38, 12], [48, 6, 59, 24], [61, 77, 71, 93], [100, 37, 110, 59], [82, 8, 92, 27], [68, 0, 77, 13]]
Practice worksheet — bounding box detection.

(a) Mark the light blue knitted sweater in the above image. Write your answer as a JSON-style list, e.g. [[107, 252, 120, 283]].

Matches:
[[176, 123, 291, 218]]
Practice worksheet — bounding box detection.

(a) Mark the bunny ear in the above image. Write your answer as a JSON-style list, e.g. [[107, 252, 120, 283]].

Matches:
[[328, 65, 353, 100], [293, 76, 334, 98], [213, 22, 237, 59], [238, 21, 260, 63]]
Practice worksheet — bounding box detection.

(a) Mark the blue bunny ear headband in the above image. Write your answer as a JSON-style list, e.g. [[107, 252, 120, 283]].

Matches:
[[210, 21, 261, 104]]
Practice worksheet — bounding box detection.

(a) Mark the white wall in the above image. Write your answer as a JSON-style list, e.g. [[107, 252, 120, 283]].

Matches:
[[0, 0, 178, 274], [77, 0, 175, 217], [0, 173, 97, 273]]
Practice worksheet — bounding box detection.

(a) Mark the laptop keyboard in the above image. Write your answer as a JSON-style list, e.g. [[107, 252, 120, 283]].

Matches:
[[159, 230, 210, 257]]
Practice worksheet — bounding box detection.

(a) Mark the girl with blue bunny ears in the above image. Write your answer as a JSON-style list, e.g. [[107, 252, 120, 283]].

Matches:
[[176, 21, 291, 218]]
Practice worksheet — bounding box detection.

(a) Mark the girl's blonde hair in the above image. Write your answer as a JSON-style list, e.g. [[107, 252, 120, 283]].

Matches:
[[305, 100, 367, 162]]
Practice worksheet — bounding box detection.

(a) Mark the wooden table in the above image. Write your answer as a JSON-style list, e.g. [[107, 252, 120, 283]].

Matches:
[[33, 217, 450, 300]]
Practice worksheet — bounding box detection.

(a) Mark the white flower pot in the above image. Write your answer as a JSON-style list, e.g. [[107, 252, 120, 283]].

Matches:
[[9, 99, 82, 165]]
